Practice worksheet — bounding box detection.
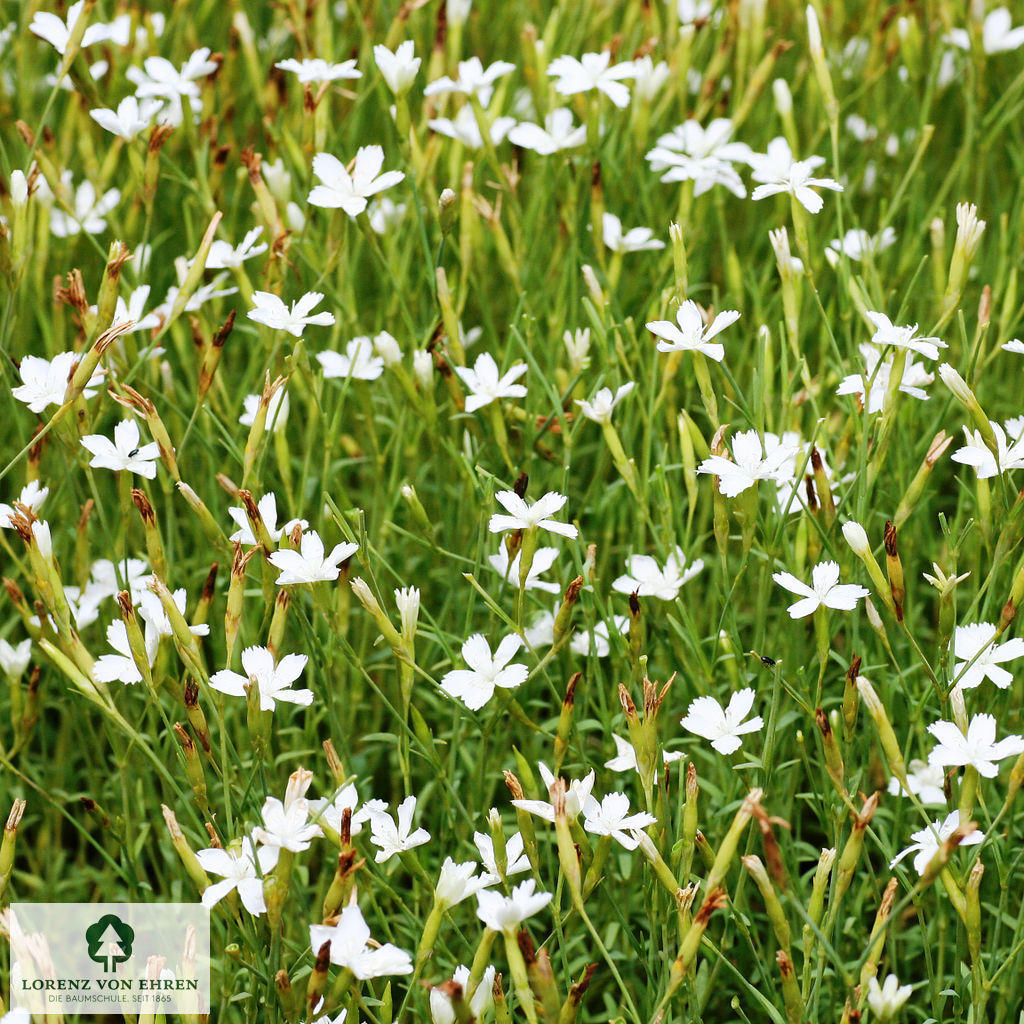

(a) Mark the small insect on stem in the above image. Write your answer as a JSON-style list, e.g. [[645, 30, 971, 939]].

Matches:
[[747, 650, 777, 667]]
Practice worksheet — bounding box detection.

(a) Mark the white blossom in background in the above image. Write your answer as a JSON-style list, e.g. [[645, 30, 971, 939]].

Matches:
[[428, 106, 516, 149], [30, 1, 108, 53], [646, 300, 740, 361], [575, 382, 635, 425], [89, 96, 164, 140], [889, 810, 983, 875], [0, 638, 33, 678], [508, 109, 586, 154], [434, 858, 490, 909], [866, 310, 946, 360], [835, 343, 934, 412], [601, 213, 665, 253], [92, 620, 158, 684], [887, 759, 946, 805], [0, 481, 49, 529], [512, 763, 596, 823], [206, 227, 268, 269], [12, 353, 104, 413], [546, 52, 636, 108], [309, 904, 413, 978], [127, 48, 218, 124], [680, 689, 764, 754], [368, 196, 407, 234], [927, 714, 1024, 777], [367, 795, 431, 862], [248, 291, 335, 338], [228, 493, 307, 546], [1001, 339, 1024, 355], [945, 7, 1024, 53], [139, 587, 210, 644], [474, 828, 531, 882], [240, 388, 289, 432], [308, 783, 379, 836], [307, 146, 405, 217], [772, 561, 869, 618], [950, 419, 1024, 478], [698, 429, 799, 497], [267, 531, 358, 585], [49, 179, 121, 237], [317, 337, 386, 381], [570, 615, 629, 657], [631, 56, 670, 101], [81, 420, 161, 477], [110, 285, 162, 335], [612, 547, 703, 600], [475, 879, 552, 934], [440, 634, 528, 710], [275, 58, 361, 84], [374, 41, 420, 95], [454, 353, 527, 412], [646, 118, 752, 196], [827, 227, 897, 262], [605, 734, 684, 777], [866, 975, 913, 1021], [424, 57, 515, 102], [488, 545, 561, 593]]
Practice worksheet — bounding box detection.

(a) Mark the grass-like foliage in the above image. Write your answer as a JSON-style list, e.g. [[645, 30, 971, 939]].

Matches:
[[4, 1, 1024, 1022]]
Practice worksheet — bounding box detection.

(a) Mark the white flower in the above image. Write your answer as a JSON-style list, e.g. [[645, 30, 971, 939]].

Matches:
[[866, 974, 913, 1021], [252, 794, 322, 852], [92, 620, 158, 684], [240, 389, 289, 432], [268, 531, 358, 585], [308, 783, 378, 837], [317, 337, 385, 381], [601, 213, 665, 253], [474, 829, 531, 882], [511, 763, 595, 823], [772, 561, 869, 618], [206, 227, 268, 269], [865, 310, 946, 361], [247, 290, 335, 338], [424, 57, 516, 102], [434, 858, 489, 908], [12, 352, 103, 413], [429, 106, 516, 149], [80, 420, 161, 477], [646, 300, 741, 361], [835, 343, 933, 413], [927, 714, 1024, 778], [951, 420, 1024, 479], [309, 904, 413, 978], [1001, 339, 1024, 355], [110, 285, 162, 335], [612, 547, 703, 600], [373, 41, 420, 95], [488, 490, 578, 538], [750, 144, 843, 213], [228, 493, 307, 547], [570, 615, 628, 657], [827, 227, 897, 261], [89, 96, 164, 140], [507, 109, 586, 154], [88, 557, 151, 601], [138, 586, 210, 645], [887, 759, 946, 805], [30, 1, 108, 54], [645, 118, 753, 196], [631, 55, 670, 101], [209, 645, 313, 711], [49, 179, 121, 237], [951, 622, 1024, 690], [374, 330, 402, 367], [307, 146, 405, 217], [488, 545, 560, 593], [581, 792, 656, 850], [890, 810, 984, 875], [431, 965, 495, 1024], [946, 8, 1024, 54], [605, 734, 683, 776], [454, 353, 527, 412], [0, 638, 32, 678], [575, 382, 635, 425], [697, 429, 798, 497], [196, 837, 279, 916], [127, 48, 216, 100], [546, 52, 636, 108], [680, 689, 764, 755], [368, 196, 407, 234], [475, 879, 552, 935], [275, 58, 361, 84], [0, 481, 49, 529], [440, 634, 528, 711], [367, 795, 430, 862]]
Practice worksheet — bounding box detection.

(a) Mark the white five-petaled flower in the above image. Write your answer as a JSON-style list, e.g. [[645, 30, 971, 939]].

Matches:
[[697, 429, 799, 497], [367, 795, 431, 862], [827, 227, 897, 262], [317, 337, 386, 381], [373, 41, 420, 95], [546, 52, 636, 108], [209, 645, 313, 711], [511, 762, 596, 823], [240, 388, 289, 432], [749, 137, 843, 213], [309, 903, 413, 978], [601, 213, 665, 253], [474, 828, 531, 883], [488, 545, 561, 593], [0, 638, 33, 679], [889, 810, 983, 876], [440, 634, 528, 710], [488, 490, 578, 538], [89, 96, 164, 140], [887, 758, 947, 806], [612, 546, 703, 601], [865, 310, 946, 361], [927, 714, 1024, 777], [835, 343, 934, 413], [772, 561, 869, 619], [946, 7, 1024, 54], [431, 965, 496, 1024], [581, 792, 657, 850], [0, 481, 49, 529], [645, 118, 753, 196], [81, 420, 161, 477], [12, 352, 104, 413], [30, 0, 108, 54], [307, 783, 379, 837], [48, 178, 121, 237], [951, 622, 1024, 690], [307, 146, 405, 217], [424, 57, 516, 102], [570, 615, 629, 658], [575, 382, 635, 425], [680, 688, 764, 755], [274, 58, 361, 84], [196, 837, 279, 916], [453, 353, 527, 412], [267, 530, 358, 585], [428, 106, 516, 149], [605, 734, 684, 778], [206, 227, 268, 269], [92, 620, 159, 685], [227, 492, 307, 547], [475, 878, 553, 935], [247, 290, 335, 338], [507, 109, 586, 154], [866, 974, 913, 1021], [252, 794, 323, 852], [950, 419, 1024, 479], [434, 857, 490, 908], [646, 300, 741, 361]]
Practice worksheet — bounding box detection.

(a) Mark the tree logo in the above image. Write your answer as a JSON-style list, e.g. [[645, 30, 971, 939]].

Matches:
[[85, 914, 134, 971]]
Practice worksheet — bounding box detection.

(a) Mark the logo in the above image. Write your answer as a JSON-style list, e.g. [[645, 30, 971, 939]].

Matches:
[[85, 914, 135, 971]]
